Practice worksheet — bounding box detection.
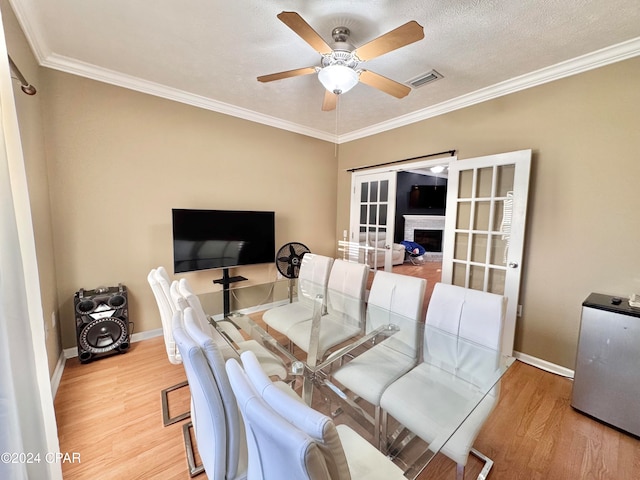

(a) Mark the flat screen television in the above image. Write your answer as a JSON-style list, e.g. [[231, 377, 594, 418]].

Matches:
[[172, 209, 275, 273], [409, 184, 447, 209]]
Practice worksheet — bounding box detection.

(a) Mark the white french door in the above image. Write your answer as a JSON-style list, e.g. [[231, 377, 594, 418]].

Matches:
[[441, 150, 531, 356], [349, 172, 397, 271]]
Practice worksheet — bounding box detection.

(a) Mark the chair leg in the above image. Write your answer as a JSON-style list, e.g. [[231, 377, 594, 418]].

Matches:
[[456, 463, 464, 480], [470, 448, 494, 480], [182, 421, 205, 477], [374, 405, 382, 451], [380, 409, 388, 453], [161, 380, 190, 426]]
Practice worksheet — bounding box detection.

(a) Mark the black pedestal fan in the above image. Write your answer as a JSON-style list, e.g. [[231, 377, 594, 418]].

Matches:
[[275, 242, 310, 302]]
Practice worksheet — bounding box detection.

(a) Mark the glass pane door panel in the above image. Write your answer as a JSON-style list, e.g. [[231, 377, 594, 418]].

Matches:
[[369, 205, 378, 225], [379, 205, 388, 225], [452, 263, 466, 287], [496, 165, 515, 196], [469, 265, 485, 290], [360, 183, 368, 202], [458, 170, 473, 198], [473, 201, 491, 231], [470, 233, 488, 263], [493, 199, 509, 231], [379, 180, 389, 202], [454, 232, 469, 261], [456, 202, 471, 229], [360, 205, 367, 224], [487, 268, 506, 295], [476, 167, 494, 197], [369, 181, 378, 202], [489, 235, 509, 266]]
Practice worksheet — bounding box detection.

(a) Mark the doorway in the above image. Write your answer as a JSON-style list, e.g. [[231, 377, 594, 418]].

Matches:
[[349, 158, 451, 315], [349, 150, 531, 356]]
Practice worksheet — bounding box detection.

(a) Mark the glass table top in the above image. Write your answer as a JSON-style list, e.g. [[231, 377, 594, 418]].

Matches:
[[197, 277, 514, 479]]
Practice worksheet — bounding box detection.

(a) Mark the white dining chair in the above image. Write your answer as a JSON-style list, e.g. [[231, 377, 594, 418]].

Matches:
[[147, 267, 190, 426], [182, 305, 303, 480], [380, 283, 506, 480], [181, 307, 248, 479], [262, 253, 334, 337], [285, 259, 369, 361], [172, 309, 225, 478], [226, 356, 330, 480], [330, 270, 426, 447], [173, 277, 287, 380], [237, 350, 408, 480]]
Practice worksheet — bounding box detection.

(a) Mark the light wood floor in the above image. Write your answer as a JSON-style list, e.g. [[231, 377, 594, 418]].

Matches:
[[54, 333, 640, 479]]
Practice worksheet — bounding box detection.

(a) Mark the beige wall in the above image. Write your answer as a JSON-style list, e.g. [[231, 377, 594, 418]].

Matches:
[[40, 70, 337, 349], [1, 0, 62, 376], [338, 57, 640, 368]]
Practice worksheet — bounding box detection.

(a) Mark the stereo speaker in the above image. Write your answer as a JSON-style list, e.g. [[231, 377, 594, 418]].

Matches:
[[74, 284, 130, 363]]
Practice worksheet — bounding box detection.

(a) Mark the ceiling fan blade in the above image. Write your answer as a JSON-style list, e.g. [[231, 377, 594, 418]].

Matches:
[[277, 11, 333, 55], [257, 67, 317, 83], [322, 90, 337, 111], [354, 21, 424, 61], [359, 70, 411, 99]]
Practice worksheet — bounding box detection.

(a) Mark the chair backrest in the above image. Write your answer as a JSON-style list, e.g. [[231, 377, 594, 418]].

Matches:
[[147, 268, 181, 364], [169, 280, 189, 312], [241, 351, 352, 480], [297, 254, 334, 308], [177, 278, 245, 351], [225, 358, 331, 480], [155, 266, 174, 304], [183, 307, 246, 480], [325, 259, 368, 331], [174, 278, 212, 332], [366, 271, 426, 357], [172, 309, 227, 480], [424, 283, 505, 385]]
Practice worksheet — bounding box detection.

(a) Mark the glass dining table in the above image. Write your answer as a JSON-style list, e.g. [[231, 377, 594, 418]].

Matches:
[[198, 277, 514, 479]]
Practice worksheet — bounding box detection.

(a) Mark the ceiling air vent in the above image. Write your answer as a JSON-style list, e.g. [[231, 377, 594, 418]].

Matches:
[[407, 69, 443, 88]]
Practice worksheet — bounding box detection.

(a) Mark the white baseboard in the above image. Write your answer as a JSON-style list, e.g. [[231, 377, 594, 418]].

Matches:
[[513, 351, 574, 379], [50, 351, 66, 398]]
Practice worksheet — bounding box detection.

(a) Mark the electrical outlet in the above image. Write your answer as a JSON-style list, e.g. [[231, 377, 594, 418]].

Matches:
[[44, 317, 49, 340], [517, 304, 523, 317], [51, 311, 56, 328]]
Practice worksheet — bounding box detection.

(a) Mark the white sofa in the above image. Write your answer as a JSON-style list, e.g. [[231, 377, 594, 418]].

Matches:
[[358, 232, 405, 267]]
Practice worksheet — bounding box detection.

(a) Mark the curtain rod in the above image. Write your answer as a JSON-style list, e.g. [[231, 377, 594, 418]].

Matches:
[[346, 149, 456, 172], [8, 55, 36, 95]]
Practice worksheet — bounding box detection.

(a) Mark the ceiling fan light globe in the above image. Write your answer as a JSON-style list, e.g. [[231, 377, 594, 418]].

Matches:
[[318, 65, 359, 95]]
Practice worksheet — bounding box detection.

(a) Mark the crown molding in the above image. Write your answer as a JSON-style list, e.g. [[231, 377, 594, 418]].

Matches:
[[339, 36, 640, 143], [40, 54, 338, 143], [11, 0, 639, 147]]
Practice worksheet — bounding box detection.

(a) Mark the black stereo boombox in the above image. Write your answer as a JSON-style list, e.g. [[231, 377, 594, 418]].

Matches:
[[74, 284, 130, 363]]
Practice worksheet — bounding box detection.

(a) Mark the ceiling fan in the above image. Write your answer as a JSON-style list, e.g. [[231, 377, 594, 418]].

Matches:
[[258, 11, 425, 111]]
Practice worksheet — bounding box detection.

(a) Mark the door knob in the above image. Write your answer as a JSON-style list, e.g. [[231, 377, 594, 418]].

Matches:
[[508, 262, 519, 268]]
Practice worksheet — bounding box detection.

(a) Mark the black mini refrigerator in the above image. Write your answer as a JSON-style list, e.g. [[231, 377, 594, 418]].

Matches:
[[571, 293, 640, 437]]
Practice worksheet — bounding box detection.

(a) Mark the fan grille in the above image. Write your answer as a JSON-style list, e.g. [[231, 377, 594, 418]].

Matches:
[[276, 242, 310, 279]]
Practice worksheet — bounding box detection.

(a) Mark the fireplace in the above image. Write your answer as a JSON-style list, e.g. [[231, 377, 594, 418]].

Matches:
[[403, 215, 445, 261], [414, 229, 443, 253]]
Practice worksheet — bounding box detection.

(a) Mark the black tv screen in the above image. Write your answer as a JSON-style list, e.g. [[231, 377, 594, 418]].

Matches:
[[409, 184, 447, 209], [172, 209, 275, 273]]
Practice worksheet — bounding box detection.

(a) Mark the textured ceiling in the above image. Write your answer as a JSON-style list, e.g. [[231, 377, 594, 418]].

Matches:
[[8, 0, 640, 142]]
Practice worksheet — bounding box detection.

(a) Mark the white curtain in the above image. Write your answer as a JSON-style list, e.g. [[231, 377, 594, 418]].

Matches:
[[0, 12, 61, 480]]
